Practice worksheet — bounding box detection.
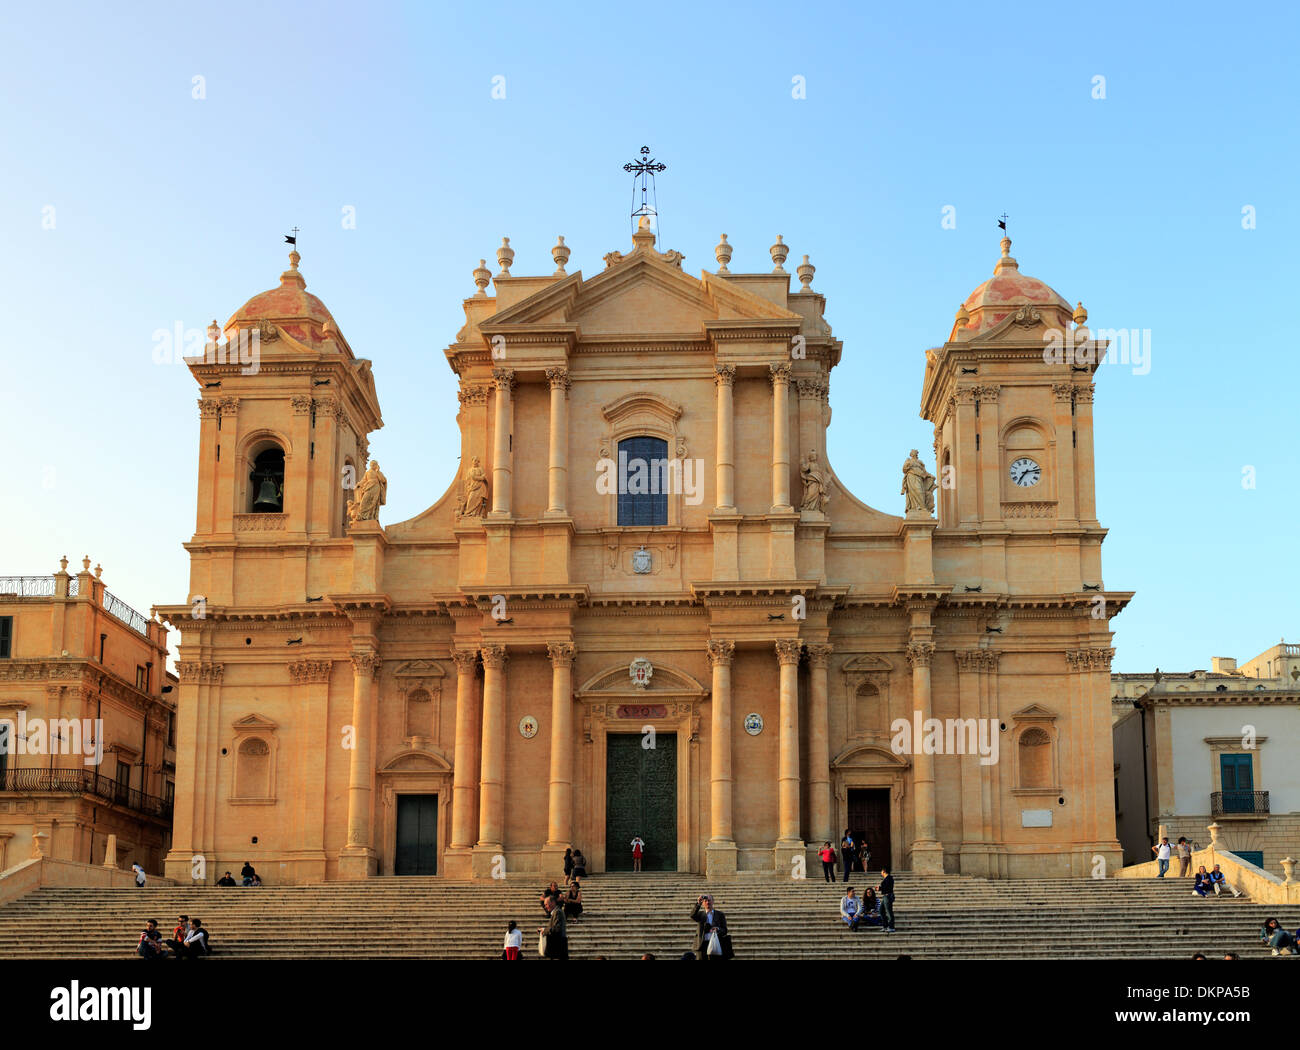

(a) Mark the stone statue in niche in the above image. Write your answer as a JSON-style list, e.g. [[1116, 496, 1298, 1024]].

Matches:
[[347, 460, 388, 524], [901, 449, 936, 515], [800, 449, 830, 514], [459, 456, 489, 517]]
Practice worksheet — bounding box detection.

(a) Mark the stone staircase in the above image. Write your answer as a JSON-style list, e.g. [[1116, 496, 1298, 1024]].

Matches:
[[0, 872, 1283, 960]]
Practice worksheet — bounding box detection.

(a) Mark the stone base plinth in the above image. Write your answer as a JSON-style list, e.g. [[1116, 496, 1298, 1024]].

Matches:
[[471, 844, 507, 879], [705, 840, 738, 879], [773, 839, 806, 876], [908, 840, 945, 875], [336, 847, 377, 880]]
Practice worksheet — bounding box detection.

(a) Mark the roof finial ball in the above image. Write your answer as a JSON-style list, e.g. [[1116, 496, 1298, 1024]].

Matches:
[[796, 254, 815, 291], [1073, 301, 1088, 327], [496, 237, 514, 278], [552, 236, 570, 276], [770, 235, 789, 273], [472, 259, 491, 297], [289, 249, 301, 271], [714, 234, 732, 275]]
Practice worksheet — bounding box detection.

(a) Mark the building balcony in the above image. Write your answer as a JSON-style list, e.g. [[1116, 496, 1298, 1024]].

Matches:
[[1211, 790, 1269, 817], [0, 768, 173, 823]]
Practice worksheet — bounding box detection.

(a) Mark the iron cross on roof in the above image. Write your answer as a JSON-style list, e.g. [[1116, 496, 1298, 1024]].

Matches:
[[623, 146, 666, 231]]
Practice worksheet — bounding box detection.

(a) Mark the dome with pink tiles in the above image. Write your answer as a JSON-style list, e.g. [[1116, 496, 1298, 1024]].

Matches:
[[952, 237, 1071, 338]]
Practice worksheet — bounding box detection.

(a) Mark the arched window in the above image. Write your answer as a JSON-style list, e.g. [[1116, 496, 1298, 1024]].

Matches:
[[617, 436, 668, 526], [1018, 727, 1052, 788], [235, 737, 271, 798], [249, 447, 285, 513]]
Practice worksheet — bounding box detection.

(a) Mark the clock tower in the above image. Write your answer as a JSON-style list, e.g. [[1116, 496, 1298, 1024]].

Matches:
[[920, 236, 1105, 593]]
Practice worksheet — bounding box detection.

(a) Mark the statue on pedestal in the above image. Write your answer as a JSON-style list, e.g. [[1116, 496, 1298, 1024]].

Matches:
[[347, 460, 387, 525], [459, 456, 489, 518], [901, 449, 936, 515], [800, 449, 829, 514]]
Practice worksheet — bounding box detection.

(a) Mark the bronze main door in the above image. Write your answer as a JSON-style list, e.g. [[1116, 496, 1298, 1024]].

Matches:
[[394, 794, 438, 875], [847, 788, 891, 872], [605, 733, 677, 871]]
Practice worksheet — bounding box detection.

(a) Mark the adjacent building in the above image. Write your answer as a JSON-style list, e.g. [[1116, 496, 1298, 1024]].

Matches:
[[1112, 644, 1300, 869], [0, 558, 176, 874]]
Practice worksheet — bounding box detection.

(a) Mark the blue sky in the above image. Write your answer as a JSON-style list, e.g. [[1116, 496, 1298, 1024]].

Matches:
[[1, 0, 1295, 673]]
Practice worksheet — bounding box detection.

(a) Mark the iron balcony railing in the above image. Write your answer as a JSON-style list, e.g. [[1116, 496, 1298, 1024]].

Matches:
[[0, 577, 56, 596], [101, 589, 150, 635], [1211, 790, 1270, 816], [0, 577, 146, 634], [0, 768, 172, 821]]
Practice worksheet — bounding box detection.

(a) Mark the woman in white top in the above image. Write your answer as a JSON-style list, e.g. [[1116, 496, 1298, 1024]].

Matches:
[[503, 921, 523, 960]]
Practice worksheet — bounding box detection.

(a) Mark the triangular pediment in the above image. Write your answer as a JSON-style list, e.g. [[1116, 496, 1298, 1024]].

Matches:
[[232, 713, 278, 731], [842, 654, 894, 673], [1011, 703, 1057, 722], [392, 659, 446, 679], [478, 254, 801, 338]]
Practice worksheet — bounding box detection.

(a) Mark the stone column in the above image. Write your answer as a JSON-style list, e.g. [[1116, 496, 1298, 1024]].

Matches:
[[705, 639, 737, 877], [907, 640, 944, 874], [774, 639, 804, 865], [490, 368, 514, 516], [545, 368, 570, 516], [1052, 383, 1078, 521], [1075, 384, 1097, 521], [806, 644, 833, 848], [769, 364, 793, 511], [448, 649, 481, 852], [473, 644, 508, 875], [542, 642, 576, 873], [714, 366, 736, 512], [339, 649, 380, 879]]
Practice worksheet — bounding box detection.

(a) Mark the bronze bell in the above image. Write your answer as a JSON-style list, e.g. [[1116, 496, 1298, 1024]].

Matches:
[[252, 477, 282, 513]]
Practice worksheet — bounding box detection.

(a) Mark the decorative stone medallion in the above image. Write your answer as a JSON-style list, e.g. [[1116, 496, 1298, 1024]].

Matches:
[[632, 546, 652, 574], [629, 657, 653, 690], [744, 712, 764, 736], [518, 715, 539, 739]]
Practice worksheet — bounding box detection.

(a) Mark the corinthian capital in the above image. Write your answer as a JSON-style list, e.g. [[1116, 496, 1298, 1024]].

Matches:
[[480, 643, 508, 670], [546, 641, 576, 667], [906, 642, 936, 668], [805, 643, 833, 667], [769, 363, 793, 387], [545, 367, 571, 391], [774, 638, 803, 666], [350, 651, 381, 678], [706, 639, 735, 667], [714, 365, 736, 388], [491, 367, 515, 392], [451, 648, 479, 674]]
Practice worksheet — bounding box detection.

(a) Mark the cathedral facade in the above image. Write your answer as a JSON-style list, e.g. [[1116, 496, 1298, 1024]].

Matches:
[[160, 218, 1129, 883]]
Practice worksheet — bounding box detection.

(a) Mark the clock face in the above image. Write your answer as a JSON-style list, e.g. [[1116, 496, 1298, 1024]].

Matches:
[[1009, 457, 1041, 488]]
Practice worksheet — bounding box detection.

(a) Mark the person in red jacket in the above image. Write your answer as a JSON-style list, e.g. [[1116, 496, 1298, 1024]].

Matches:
[[818, 841, 837, 882], [630, 835, 645, 872]]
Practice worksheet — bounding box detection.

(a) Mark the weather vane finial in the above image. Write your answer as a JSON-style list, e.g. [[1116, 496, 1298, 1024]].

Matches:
[[623, 146, 666, 237]]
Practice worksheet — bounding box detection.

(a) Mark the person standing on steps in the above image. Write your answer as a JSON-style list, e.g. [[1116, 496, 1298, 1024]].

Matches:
[[571, 849, 588, 878], [631, 834, 645, 872], [541, 896, 568, 960], [131, 862, 146, 887], [690, 894, 733, 960], [858, 838, 871, 875], [563, 848, 574, 880], [503, 921, 523, 960], [1151, 836, 1172, 877], [876, 867, 896, 933], [1175, 837, 1192, 877], [840, 830, 856, 883], [818, 841, 837, 882]]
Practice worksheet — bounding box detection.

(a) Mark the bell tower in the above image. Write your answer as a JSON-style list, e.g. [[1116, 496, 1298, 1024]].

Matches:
[[186, 250, 384, 605], [920, 236, 1105, 591]]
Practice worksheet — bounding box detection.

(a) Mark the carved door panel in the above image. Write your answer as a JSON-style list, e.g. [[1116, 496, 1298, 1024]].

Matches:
[[395, 794, 438, 875], [847, 789, 890, 873], [605, 733, 677, 871]]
